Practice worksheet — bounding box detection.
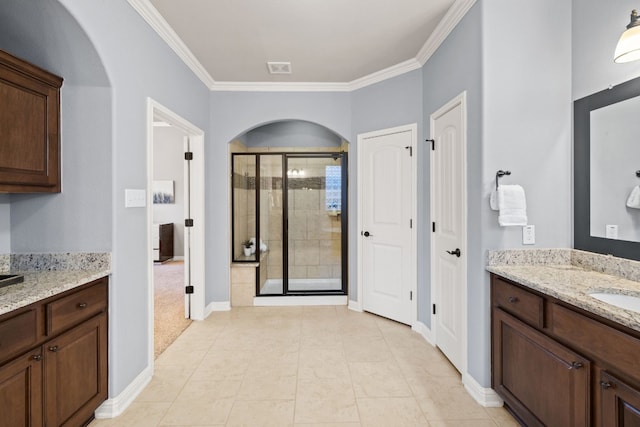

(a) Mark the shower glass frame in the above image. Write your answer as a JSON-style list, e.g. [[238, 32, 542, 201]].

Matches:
[[231, 152, 348, 296]]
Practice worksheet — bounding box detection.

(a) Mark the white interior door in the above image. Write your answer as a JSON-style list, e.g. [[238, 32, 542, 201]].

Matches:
[[359, 125, 416, 325], [430, 93, 467, 373]]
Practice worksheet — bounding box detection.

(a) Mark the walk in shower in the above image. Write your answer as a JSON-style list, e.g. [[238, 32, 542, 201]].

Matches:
[[232, 152, 347, 296]]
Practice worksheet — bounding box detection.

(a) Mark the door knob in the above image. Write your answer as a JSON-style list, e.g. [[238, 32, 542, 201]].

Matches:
[[446, 248, 461, 257], [363, 231, 373, 237]]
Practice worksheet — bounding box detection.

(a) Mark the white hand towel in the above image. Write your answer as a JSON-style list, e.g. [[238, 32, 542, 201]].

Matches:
[[489, 189, 499, 211], [498, 185, 528, 226], [627, 186, 640, 209]]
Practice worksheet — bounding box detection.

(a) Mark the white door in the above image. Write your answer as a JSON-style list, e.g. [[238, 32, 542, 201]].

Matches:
[[359, 125, 416, 325], [430, 93, 467, 373]]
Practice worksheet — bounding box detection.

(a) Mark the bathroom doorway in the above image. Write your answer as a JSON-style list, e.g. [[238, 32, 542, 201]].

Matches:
[[231, 152, 347, 296]]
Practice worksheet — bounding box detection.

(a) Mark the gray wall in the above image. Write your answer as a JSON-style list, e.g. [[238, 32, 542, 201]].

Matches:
[[153, 126, 187, 257], [209, 91, 351, 302], [245, 120, 342, 148], [351, 69, 423, 304], [0, 195, 9, 253]]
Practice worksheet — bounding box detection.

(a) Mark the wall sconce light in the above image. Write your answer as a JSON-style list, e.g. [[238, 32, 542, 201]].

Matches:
[[615, 9, 640, 63]]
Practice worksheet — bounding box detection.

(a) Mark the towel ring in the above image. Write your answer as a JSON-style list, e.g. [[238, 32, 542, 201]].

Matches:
[[636, 170, 640, 177], [496, 170, 511, 190]]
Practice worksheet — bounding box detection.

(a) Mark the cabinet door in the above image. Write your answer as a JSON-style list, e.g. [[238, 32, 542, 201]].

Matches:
[[0, 350, 43, 427], [492, 308, 590, 426], [44, 314, 107, 427], [601, 371, 640, 427]]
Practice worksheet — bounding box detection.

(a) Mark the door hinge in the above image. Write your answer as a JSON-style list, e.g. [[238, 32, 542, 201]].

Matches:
[[185, 151, 193, 160], [185, 285, 194, 294], [410, 219, 413, 229], [410, 291, 413, 301], [427, 139, 435, 150], [405, 146, 413, 157], [432, 222, 436, 232], [432, 304, 436, 315], [185, 218, 194, 227]]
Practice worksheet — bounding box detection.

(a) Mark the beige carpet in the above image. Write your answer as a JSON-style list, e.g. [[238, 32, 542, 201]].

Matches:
[[154, 260, 192, 358]]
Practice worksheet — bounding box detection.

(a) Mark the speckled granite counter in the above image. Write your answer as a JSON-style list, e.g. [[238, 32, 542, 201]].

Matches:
[[0, 252, 111, 316], [487, 249, 640, 333]]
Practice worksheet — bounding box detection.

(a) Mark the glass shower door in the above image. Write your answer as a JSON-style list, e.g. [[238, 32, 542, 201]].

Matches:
[[286, 155, 344, 293]]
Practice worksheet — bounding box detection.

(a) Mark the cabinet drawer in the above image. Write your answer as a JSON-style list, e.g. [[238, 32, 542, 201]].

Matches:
[[492, 277, 544, 328], [46, 279, 107, 335], [0, 308, 38, 363], [550, 303, 640, 382]]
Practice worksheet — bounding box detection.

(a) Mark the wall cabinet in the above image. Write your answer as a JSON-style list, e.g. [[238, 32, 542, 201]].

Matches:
[[491, 274, 640, 427], [0, 49, 63, 193], [0, 277, 108, 426]]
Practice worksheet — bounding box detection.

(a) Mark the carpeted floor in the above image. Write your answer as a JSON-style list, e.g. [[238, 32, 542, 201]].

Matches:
[[154, 260, 192, 358]]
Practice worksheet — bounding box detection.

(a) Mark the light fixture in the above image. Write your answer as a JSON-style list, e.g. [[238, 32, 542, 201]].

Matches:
[[287, 168, 304, 176], [615, 9, 640, 63]]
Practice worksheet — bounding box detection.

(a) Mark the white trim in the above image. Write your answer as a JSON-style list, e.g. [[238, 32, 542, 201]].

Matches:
[[253, 295, 348, 306], [146, 98, 206, 375], [416, 0, 478, 65], [94, 366, 153, 418], [429, 91, 469, 381], [356, 124, 418, 326], [411, 320, 435, 346], [206, 301, 231, 314], [462, 373, 504, 408], [127, 0, 475, 92], [348, 58, 422, 91], [126, 0, 215, 88], [348, 299, 362, 312]]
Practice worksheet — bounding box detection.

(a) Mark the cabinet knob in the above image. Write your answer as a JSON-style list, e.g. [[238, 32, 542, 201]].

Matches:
[[78, 302, 88, 309], [508, 296, 519, 303], [600, 381, 613, 389], [48, 345, 59, 352], [32, 354, 42, 361], [569, 361, 584, 370]]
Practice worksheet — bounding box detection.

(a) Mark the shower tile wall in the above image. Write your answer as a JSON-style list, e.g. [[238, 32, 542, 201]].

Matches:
[[232, 156, 256, 260]]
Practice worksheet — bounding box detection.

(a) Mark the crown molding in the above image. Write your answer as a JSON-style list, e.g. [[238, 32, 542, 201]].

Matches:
[[348, 58, 422, 91], [210, 81, 351, 92], [126, 0, 216, 89], [128, 0, 474, 93], [416, 0, 478, 65]]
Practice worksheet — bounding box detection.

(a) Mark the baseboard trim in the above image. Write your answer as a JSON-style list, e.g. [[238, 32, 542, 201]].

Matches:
[[206, 301, 231, 316], [254, 295, 348, 306], [348, 299, 362, 312], [462, 372, 504, 407], [412, 320, 435, 345], [94, 365, 153, 418]]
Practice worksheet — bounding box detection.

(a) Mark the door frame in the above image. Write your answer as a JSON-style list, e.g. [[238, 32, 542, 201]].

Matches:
[[356, 123, 418, 326], [146, 98, 206, 369], [429, 91, 468, 375]]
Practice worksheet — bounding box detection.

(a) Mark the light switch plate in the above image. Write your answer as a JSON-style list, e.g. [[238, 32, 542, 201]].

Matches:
[[522, 225, 535, 245], [125, 189, 146, 208]]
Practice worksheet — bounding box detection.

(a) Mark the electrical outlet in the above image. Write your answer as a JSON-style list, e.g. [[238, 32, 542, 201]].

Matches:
[[606, 224, 619, 239], [522, 225, 535, 245]]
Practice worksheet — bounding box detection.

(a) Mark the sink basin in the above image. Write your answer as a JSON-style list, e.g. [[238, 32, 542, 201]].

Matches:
[[589, 292, 640, 313], [0, 274, 24, 289]]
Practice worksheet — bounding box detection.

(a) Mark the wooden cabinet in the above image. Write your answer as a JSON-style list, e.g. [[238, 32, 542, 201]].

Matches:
[[491, 274, 640, 427], [0, 49, 63, 193], [153, 223, 174, 262], [0, 277, 108, 426]]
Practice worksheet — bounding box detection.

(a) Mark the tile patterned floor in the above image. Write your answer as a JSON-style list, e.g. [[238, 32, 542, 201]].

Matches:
[[90, 306, 519, 426]]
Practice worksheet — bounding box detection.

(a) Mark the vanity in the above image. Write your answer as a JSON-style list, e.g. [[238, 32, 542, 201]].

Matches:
[[488, 249, 640, 427], [0, 254, 110, 427]]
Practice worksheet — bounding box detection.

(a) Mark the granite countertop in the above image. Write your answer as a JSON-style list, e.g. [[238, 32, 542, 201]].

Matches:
[[487, 249, 640, 333], [0, 252, 111, 317]]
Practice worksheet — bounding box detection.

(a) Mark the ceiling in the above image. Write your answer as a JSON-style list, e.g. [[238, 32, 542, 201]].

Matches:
[[131, 0, 473, 90]]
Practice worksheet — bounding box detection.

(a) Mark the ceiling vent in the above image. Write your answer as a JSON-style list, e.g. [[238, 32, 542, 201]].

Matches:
[[267, 61, 292, 74]]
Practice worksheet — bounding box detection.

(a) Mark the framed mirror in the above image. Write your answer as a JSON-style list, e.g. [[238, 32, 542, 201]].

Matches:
[[574, 75, 640, 260]]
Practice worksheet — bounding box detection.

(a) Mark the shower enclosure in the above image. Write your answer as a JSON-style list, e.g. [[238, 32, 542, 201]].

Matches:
[[232, 152, 347, 296]]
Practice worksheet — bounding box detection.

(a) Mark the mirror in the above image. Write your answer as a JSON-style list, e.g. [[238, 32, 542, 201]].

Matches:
[[575, 75, 640, 260]]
